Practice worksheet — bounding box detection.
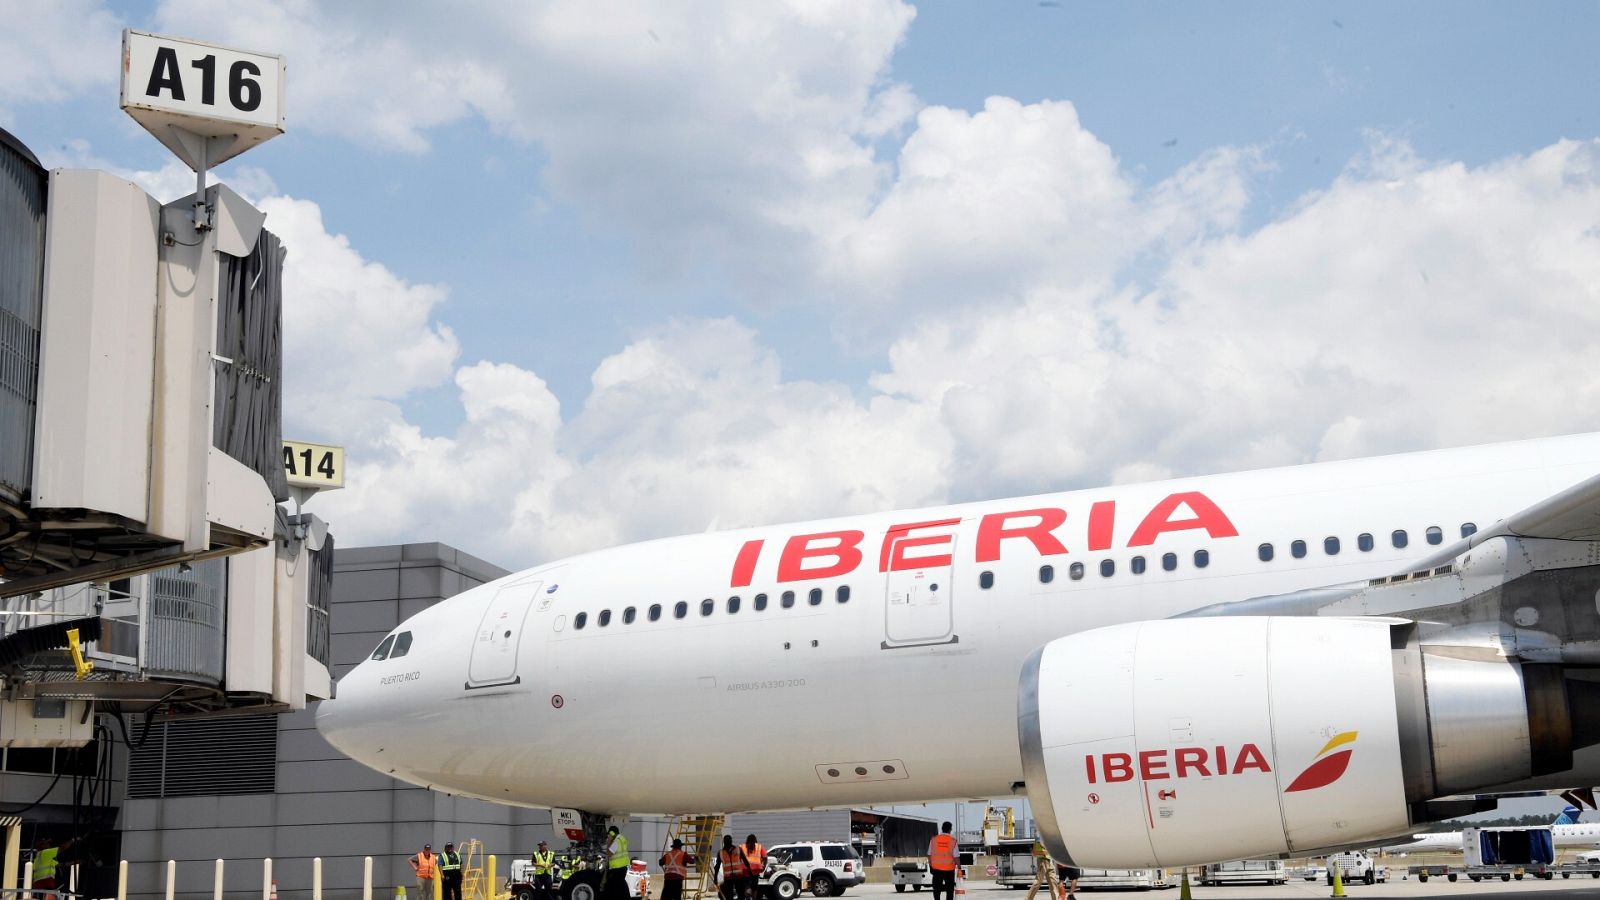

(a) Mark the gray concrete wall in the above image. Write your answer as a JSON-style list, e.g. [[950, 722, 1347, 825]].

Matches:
[[117, 543, 581, 900]]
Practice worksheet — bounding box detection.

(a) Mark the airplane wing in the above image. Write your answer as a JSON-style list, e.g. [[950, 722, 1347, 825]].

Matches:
[[1178, 471, 1600, 661]]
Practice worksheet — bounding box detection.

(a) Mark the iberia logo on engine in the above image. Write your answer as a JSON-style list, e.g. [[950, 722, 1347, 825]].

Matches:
[[1084, 744, 1272, 783], [1082, 732, 1357, 793], [1284, 731, 1357, 793]]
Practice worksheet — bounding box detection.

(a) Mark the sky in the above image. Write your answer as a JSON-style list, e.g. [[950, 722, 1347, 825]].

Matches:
[[3, 0, 1599, 580]]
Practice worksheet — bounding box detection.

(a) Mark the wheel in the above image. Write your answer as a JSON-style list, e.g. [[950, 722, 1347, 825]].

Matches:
[[1513, 873, 1523, 881], [1563, 873, 1571, 879], [913, 886, 923, 892], [895, 887, 906, 894], [1501, 874, 1511, 882], [563, 872, 601, 900], [518, 890, 535, 900], [810, 873, 838, 898], [773, 878, 801, 900], [1418, 874, 1428, 883]]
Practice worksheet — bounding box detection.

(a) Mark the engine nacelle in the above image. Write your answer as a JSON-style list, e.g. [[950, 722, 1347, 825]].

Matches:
[[1018, 617, 1558, 868]]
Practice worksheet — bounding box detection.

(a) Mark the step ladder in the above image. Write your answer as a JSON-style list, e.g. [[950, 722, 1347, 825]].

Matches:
[[668, 815, 727, 900], [461, 839, 487, 900]]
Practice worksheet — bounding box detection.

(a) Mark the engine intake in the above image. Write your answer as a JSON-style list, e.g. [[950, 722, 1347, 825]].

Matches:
[[1018, 617, 1567, 868]]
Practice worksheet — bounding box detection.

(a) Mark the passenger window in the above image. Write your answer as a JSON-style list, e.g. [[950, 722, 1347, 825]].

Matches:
[[754, 593, 768, 611], [727, 596, 741, 614], [1099, 559, 1114, 577], [1194, 549, 1209, 568], [1324, 536, 1340, 555], [1291, 540, 1307, 559], [1358, 533, 1374, 552], [598, 609, 611, 627], [1069, 562, 1085, 581], [1461, 522, 1477, 538], [808, 588, 823, 606], [574, 612, 588, 630], [979, 571, 994, 589], [1131, 556, 1146, 575], [370, 635, 396, 661], [674, 601, 687, 620], [700, 599, 714, 617], [1426, 525, 1443, 545], [391, 632, 412, 658], [1392, 529, 1408, 549], [782, 591, 795, 609], [1258, 543, 1273, 562], [1161, 552, 1177, 572], [836, 586, 850, 603], [623, 606, 636, 624], [1039, 565, 1054, 584], [788, 848, 813, 862], [648, 604, 662, 622]]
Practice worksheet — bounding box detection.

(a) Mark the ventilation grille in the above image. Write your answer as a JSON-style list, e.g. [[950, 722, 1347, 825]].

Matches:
[[306, 534, 334, 667], [0, 127, 45, 501], [143, 558, 226, 684], [126, 714, 277, 798]]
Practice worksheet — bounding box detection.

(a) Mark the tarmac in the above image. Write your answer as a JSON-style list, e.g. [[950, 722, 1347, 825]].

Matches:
[[836, 878, 1600, 900]]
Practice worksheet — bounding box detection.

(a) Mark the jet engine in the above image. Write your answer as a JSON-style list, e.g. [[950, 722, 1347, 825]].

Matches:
[[1018, 616, 1582, 868]]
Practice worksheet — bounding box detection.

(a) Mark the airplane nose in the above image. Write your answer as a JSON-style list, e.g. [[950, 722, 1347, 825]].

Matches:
[[316, 664, 378, 762]]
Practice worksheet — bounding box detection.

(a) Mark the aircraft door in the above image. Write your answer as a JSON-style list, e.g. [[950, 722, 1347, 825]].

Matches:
[[882, 536, 957, 649], [467, 578, 541, 689]]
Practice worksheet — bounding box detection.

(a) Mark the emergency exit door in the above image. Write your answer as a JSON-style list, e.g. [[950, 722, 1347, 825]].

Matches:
[[467, 579, 541, 689], [882, 537, 957, 649]]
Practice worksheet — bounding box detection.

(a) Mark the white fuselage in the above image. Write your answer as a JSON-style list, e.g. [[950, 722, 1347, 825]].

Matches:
[[1402, 823, 1600, 852], [316, 433, 1600, 815]]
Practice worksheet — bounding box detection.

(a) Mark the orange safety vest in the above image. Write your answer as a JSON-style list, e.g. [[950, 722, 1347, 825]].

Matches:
[[720, 848, 746, 881], [743, 844, 766, 873], [661, 850, 689, 879], [415, 852, 438, 879], [928, 834, 958, 871]]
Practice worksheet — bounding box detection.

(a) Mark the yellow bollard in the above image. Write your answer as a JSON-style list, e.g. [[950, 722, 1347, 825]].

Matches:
[[488, 856, 497, 900], [436, 869, 444, 900], [1179, 871, 1191, 900], [1330, 861, 1345, 899]]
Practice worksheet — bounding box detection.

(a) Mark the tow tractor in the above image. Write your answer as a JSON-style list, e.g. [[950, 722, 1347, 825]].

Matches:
[[890, 861, 932, 892]]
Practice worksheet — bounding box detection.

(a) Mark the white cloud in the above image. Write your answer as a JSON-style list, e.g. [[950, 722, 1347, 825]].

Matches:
[[0, 0, 122, 117]]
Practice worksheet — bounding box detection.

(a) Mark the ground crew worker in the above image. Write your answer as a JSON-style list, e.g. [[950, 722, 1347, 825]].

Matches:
[[740, 835, 766, 900], [604, 826, 631, 900], [532, 840, 558, 900], [715, 835, 744, 900], [659, 839, 693, 900], [31, 838, 64, 891], [928, 822, 959, 900], [410, 843, 439, 900], [439, 842, 463, 900]]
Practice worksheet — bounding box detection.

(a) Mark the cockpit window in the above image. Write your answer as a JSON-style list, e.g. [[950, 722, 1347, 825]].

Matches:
[[390, 631, 413, 658], [370, 635, 396, 661]]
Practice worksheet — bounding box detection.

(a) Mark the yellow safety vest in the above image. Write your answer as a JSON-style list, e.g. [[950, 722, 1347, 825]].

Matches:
[[34, 848, 58, 881], [609, 834, 630, 869], [534, 851, 556, 874], [440, 852, 461, 873]]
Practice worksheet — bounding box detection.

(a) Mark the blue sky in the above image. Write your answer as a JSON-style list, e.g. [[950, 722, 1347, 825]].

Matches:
[[3, 0, 1598, 570]]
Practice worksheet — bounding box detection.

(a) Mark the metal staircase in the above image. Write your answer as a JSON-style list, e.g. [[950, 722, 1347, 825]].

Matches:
[[461, 839, 487, 900], [668, 815, 726, 900]]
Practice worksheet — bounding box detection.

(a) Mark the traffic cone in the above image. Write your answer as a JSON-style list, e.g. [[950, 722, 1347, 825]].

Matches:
[[1330, 864, 1345, 899], [1179, 872, 1191, 900], [272, 880, 279, 900]]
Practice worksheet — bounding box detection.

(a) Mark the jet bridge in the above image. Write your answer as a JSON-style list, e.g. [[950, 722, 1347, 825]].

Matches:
[[0, 125, 332, 733]]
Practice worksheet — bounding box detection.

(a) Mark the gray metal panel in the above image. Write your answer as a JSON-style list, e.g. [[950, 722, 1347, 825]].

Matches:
[[0, 128, 45, 501], [143, 558, 227, 684], [728, 809, 851, 845]]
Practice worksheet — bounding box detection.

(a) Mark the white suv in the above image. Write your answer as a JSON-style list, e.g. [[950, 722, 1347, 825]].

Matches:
[[766, 843, 866, 898]]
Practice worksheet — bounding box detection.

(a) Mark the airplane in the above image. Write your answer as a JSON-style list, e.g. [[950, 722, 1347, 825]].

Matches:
[[317, 432, 1600, 885], [1398, 807, 1600, 852]]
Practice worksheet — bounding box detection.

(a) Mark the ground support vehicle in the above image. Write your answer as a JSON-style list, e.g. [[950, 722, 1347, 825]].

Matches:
[[1202, 861, 1286, 886], [759, 858, 806, 900], [1411, 863, 1554, 883], [1075, 869, 1171, 890], [993, 840, 1039, 889], [1327, 853, 1380, 886], [764, 843, 865, 898], [891, 862, 932, 892]]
